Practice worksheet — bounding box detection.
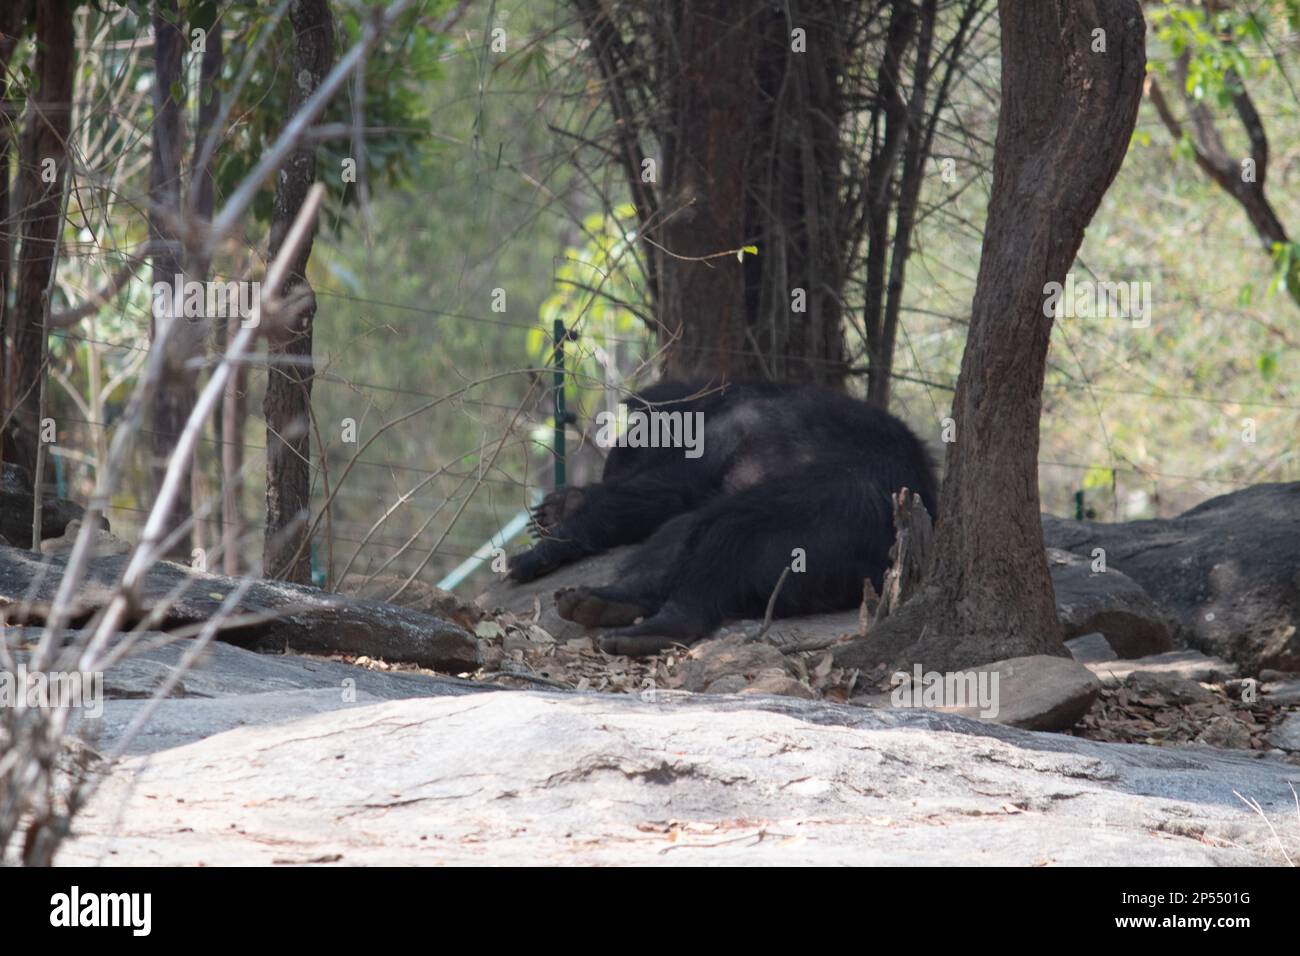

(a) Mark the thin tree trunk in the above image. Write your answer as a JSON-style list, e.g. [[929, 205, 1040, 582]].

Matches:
[[869, 0, 936, 410], [4, 0, 73, 481], [263, 0, 334, 582], [188, 5, 223, 565], [148, 0, 195, 557], [0, 2, 29, 456], [221, 314, 246, 576], [862, 2, 917, 403]]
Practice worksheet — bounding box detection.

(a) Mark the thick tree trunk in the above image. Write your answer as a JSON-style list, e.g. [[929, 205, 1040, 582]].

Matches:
[[838, 0, 1146, 673], [655, 0, 758, 383], [262, 0, 333, 582], [3, 0, 73, 480], [148, 0, 195, 557], [578, 0, 854, 387], [744, 2, 850, 385]]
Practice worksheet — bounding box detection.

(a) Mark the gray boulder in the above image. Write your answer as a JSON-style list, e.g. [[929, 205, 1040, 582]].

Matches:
[[478, 546, 861, 652], [1048, 548, 1172, 657], [868, 654, 1100, 732], [1044, 482, 1300, 672]]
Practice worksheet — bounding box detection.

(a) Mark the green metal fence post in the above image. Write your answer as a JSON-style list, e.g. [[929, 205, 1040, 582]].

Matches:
[[554, 319, 566, 488]]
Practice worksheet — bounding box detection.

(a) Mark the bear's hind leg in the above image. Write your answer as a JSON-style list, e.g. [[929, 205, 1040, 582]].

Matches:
[[556, 584, 658, 628]]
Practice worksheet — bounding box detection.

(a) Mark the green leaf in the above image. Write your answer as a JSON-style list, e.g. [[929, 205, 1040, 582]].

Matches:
[[1257, 351, 1278, 381]]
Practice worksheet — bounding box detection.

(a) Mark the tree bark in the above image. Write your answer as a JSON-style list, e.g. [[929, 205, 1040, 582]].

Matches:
[[3, 0, 73, 480], [654, 0, 759, 383], [0, 1, 31, 452], [189, 4, 223, 564], [576, 0, 860, 387], [263, 0, 334, 582], [148, 0, 195, 557], [869, 0, 938, 409], [862, 1, 918, 404], [838, 0, 1146, 673]]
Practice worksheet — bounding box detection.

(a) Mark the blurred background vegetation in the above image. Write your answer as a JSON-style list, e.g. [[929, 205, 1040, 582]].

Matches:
[[4, 0, 1297, 595]]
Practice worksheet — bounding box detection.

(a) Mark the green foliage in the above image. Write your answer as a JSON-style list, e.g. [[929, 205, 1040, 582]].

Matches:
[[209, 0, 459, 233], [1151, 2, 1256, 105], [1151, 1, 1300, 308], [531, 204, 649, 420], [1268, 241, 1300, 303], [1148, 1, 1300, 104]]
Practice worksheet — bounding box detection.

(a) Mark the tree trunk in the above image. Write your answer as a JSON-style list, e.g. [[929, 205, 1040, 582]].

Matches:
[[862, 1, 919, 404], [222, 313, 247, 576], [0, 2, 30, 453], [3, 0, 73, 480], [869, 0, 938, 409], [148, 0, 195, 557], [576, 0, 857, 387], [189, 3, 223, 566], [262, 0, 334, 582], [838, 0, 1146, 673], [654, 0, 759, 382]]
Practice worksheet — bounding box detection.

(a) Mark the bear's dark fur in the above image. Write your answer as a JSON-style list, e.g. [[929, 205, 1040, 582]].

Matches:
[[509, 379, 938, 656]]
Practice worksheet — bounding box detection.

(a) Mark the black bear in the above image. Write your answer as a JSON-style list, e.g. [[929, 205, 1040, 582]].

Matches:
[[509, 379, 938, 656]]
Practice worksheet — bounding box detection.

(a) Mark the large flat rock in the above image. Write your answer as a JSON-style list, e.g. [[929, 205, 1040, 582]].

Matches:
[[58, 689, 1300, 866]]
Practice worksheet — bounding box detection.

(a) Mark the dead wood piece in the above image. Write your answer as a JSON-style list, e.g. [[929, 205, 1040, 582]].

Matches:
[[0, 544, 479, 673]]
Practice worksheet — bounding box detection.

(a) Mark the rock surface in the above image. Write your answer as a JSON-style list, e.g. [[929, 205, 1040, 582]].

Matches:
[[1084, 649, 1237, 686], [1066, 632, 1118, 663], [57, 689, 1300, 866], [861, 654, 1100, 732], [1048, 548, 1172, 657], [4, 632, 496, 756], [1044, 482, 1300, 672], [1261, 679, 1300, 707], [1265, 713, 1300, 751], [668, 634, 813, 698], [39, 520, 131, 557]]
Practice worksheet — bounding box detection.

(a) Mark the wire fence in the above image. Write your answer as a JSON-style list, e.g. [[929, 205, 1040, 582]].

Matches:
[[35, 271, 1297, 599]]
